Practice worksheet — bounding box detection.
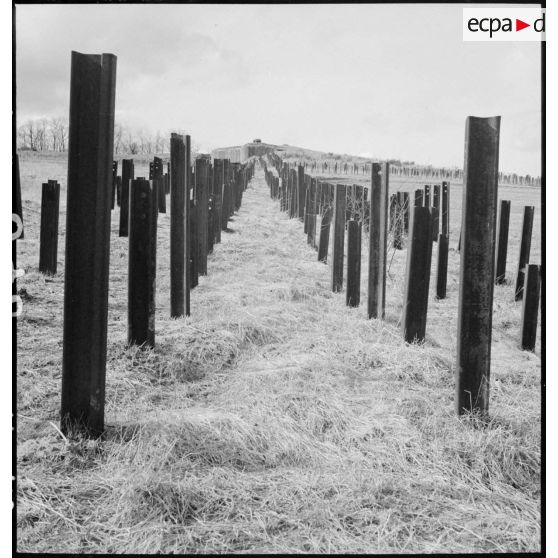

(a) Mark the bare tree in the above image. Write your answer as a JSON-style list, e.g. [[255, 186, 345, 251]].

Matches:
[[17, 126, 28, 149], [124, 128, 139, 155], [114, 122, 124, 154], [154, 130, 164, 154], [35, 118, 49, 150], [22, 120, 37, 150], [49, 117, 67, 151], [59, 121, 68, 151], [139, 129, 154, 154], [49, 118, 59, 151]]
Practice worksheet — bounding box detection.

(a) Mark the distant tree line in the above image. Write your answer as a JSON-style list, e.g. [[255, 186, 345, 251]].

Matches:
[[17, 117, 172, 155], [285, 155, 541, 187], [17, 117, 69, 152]]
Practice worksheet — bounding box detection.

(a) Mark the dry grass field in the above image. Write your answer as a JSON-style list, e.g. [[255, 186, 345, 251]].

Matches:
[[16, 151, 541, 553]]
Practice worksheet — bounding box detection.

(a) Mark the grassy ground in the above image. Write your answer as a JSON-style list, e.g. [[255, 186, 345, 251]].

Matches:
[[16, 152, 541, 553]]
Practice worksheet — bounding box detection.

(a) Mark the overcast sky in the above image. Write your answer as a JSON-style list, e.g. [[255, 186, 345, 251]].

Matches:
[[15, 3, 541, 175]]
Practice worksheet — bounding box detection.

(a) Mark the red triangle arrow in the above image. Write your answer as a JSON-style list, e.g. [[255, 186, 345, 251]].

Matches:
[[516, 19, 530, 31]]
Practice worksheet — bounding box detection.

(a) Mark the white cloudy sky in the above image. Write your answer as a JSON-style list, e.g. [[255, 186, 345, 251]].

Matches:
[[15, 3, 541, 175]]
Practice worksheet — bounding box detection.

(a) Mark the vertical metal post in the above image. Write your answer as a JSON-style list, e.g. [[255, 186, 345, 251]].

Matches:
[[128, 178, 157, 348], [196, 158, 209, 275], [154, 156, 166, 213], [403, 192, 409, 234], [119, 159, 134, 237], [190, 166, 198, 290], [346, 220, 361, 307], [213, 159, 223, 244], [414, 188, 423, 207], [111, 161, 118, 209], [402, 206, 433, 342], [424, 184, 431, 207], [61, 51, 117, 435], [495, 200, 511, 284], [520, 264, 540, 351], [289, 169, 297, 219], [331, 184, 346, 292], [39, 180, 60, 275], [436, 233, 449, 300], [318, 205, 332, 263], [441, 181, 450, 237], [456, 116, 500, 416], [303, 185, 310, 233], [221, 159, 230, 230], [185, 135, 191, 314], [367, 163, 389, 319], [432, 184, 440, 242], [170, 133, 186, 317], [394, 192, 404, 249], [515, 206, 535, 300]]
